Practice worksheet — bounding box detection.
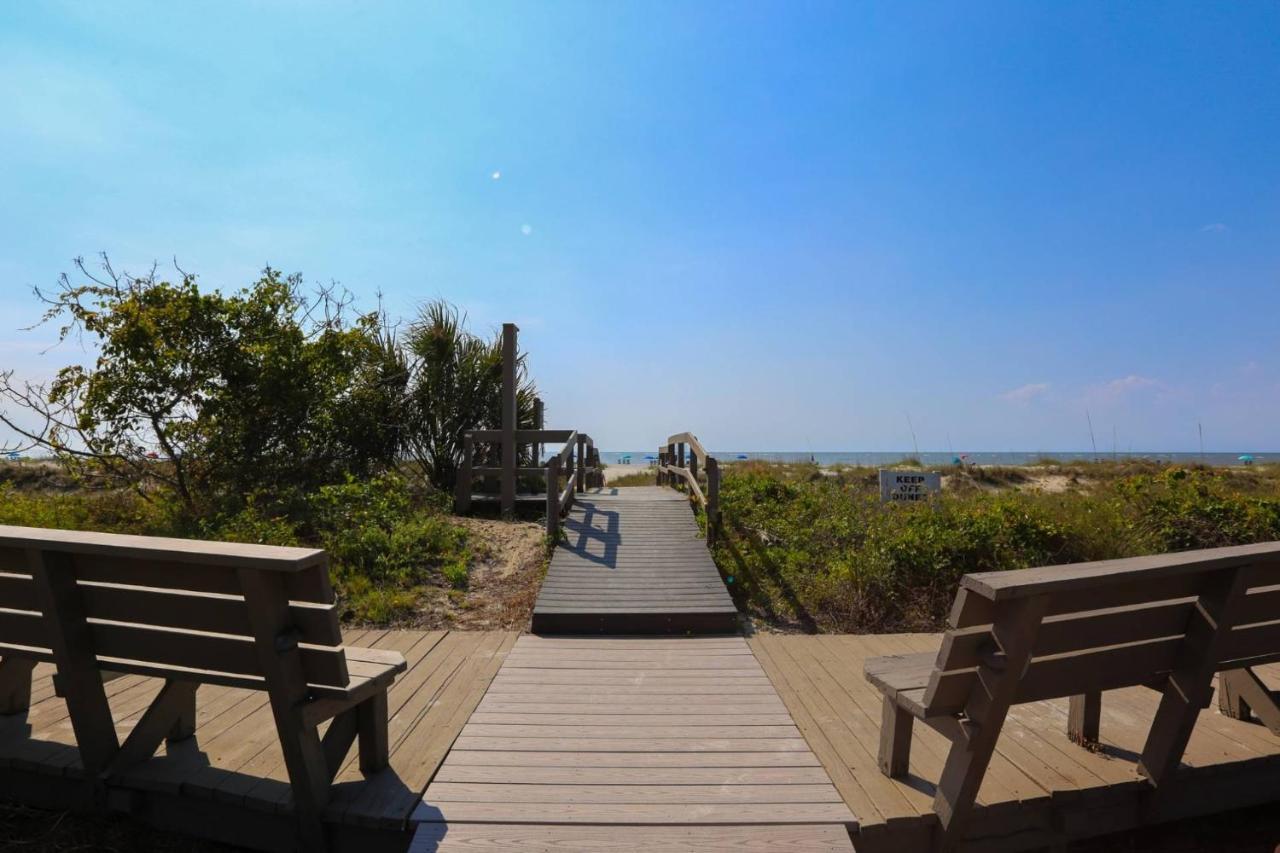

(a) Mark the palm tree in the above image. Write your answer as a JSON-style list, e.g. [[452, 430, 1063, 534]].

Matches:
[[403, 301, 539, 491]]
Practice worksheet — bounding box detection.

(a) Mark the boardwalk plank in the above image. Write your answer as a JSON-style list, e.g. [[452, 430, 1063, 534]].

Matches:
[[532, 488, 736, 633], [409, 822, 855, 852]]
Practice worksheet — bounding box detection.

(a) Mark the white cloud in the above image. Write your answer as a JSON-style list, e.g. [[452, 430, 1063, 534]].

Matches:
[[1200, 223, 1229, 233], [491, 171, 501, 180], [1001, 382, 1049, 402], [521, 224, 533, 236], [1096, 374, 1163, 399]]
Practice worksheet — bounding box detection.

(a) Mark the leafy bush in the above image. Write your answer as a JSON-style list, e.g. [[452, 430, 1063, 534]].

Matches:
[[0, 482, 175, 535], [0, 257, 406, 520], [0, 473, 476, 626], [309, 474, 472, 622], [713, 463, 1280, 633], [1117, 468, 1280, 551]]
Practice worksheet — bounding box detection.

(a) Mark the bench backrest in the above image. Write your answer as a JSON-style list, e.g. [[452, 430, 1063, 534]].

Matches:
[[0, 525, 348, 690], [921, 542, 1280, 717]]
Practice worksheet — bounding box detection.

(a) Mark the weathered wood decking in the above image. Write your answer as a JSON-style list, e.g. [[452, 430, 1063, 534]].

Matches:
[[0, 629, 516, 852], [531, 487, 738, 634], [752, 633, 1280, 853], [4, 628, 1280, 851], [410, 635, 855, 851]]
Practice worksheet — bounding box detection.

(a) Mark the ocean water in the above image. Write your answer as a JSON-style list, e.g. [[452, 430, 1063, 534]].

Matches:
[[598, 451, 1270, 468]]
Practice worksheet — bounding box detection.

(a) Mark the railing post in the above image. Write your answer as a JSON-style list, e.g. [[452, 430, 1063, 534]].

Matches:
[[546, 456, 561, 539], [667, 443, 676, 489], [533, 397, 545, 491], [576, 434, 587, 493], [689, 447, 699, 483], [706, 456, 720, 547], [500, 323, 518, 515], [566, 440, 576, 497], [455, 433, 473, 512]]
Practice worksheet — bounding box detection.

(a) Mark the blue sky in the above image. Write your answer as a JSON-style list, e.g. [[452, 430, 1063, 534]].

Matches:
[[2, 2, 1278, 452]]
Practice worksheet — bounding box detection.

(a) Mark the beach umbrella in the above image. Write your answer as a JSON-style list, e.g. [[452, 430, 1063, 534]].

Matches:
[[1239, 454, 1256, 464], [643, 455, 655, 460], [736, 454, 749, 460]]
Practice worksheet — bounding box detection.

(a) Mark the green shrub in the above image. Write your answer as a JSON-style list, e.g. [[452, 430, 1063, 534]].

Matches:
[[0, 483, 177, 535], [0, 472, 475, 627], [1118, 468, 1280, 551], [309, 474, 473, 622], [713, 462, 1280, 633]]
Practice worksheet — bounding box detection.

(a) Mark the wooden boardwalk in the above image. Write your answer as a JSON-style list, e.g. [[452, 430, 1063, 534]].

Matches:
[[531, 487, 738, 634], [3, 627, 1280, 850], [410, 635, 855, 851], [0, 629, 517, 852], [752, 632, 1280, 853]]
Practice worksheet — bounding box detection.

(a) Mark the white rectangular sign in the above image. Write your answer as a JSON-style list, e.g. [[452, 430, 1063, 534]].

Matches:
[[879, 470, 942, 503]]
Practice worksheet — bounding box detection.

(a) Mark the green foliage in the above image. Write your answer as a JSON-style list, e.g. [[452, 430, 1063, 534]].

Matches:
[[1, 473, 476, 626], [0, 262, 542, 628], [714, 463, 1280, 633], [2, 257, 406, 519], [0, 482, 174, 535], [309, 474, 472, 622], [401, 300, 539, 491], [1117, 468, 1280, 551]]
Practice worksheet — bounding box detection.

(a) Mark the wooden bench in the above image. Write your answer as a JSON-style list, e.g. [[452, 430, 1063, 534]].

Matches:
[[0, 525, 406, 851], [863, 542, 1280, 852]]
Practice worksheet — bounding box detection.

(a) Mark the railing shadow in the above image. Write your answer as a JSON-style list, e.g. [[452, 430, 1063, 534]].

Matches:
[[559, 501, 621, 568], [721, 522, 819, 633]]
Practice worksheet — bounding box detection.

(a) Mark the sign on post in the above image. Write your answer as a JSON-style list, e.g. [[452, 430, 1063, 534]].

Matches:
[[879, 470, 941, 504]]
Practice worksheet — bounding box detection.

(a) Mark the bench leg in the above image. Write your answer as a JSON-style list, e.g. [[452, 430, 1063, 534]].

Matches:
[[933, 595, 1050, 853], [239, 569, 332, 853], [357, 691, 390, 774], [1219, 668, 1280, 736], [1138, 567, 1251, 787], [1068, 691, 1101, 746], [321, 706, 359, 782], [168, 682, 197, 743], [114, 680, 198, 770], [879, 695, 914, 778], [0, 658, 36, 714]]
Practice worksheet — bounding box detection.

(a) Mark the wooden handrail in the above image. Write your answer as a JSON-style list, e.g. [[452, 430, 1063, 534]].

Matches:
[[450, 322, 601, 535], [469, 428, 577, 443], [665, 432, 710, 468], [462, 428, 599, 540], [656, 431, 721, 547]]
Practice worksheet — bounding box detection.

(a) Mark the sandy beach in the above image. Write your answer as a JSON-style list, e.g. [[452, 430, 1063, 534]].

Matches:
[[603, 461, 655, 483]]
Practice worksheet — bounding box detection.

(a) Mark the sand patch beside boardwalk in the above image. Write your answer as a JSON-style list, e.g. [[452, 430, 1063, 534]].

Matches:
[[412, 516, 546, 631], [603, 462, 658, 483]]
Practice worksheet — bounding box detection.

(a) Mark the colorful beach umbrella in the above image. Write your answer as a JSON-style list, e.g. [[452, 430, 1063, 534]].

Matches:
[[1239, 454, 1256, 464], [736, 454, 749, 460]]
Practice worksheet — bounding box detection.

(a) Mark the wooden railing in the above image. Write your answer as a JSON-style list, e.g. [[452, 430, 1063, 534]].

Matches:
[[449, 323, 600, 537], [657, 431, 721, 546], [455, 428, 600, 537]]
